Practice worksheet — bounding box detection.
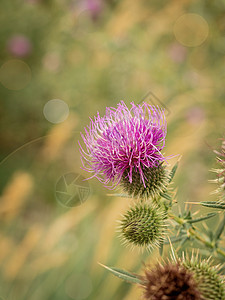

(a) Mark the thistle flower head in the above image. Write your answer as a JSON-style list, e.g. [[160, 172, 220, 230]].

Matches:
[[79, 101, 167, 189], [119, 203, 166, 250], [143, 262, 201, 300]]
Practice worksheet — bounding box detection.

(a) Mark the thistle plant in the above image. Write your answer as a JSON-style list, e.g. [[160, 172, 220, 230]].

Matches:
[[79, 101, 225, 299], [199, 137, 225, 210]]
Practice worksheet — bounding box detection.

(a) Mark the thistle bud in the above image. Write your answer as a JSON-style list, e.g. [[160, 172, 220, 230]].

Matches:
[[183, 256, 225, 300], [119, 203, 166, 250]]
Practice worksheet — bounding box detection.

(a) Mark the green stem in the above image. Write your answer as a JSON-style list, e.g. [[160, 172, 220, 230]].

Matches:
[[168, 212, 185, 225], [216, 248, 225, 258], [188, 228, 213, 249], [169, 212, 225, 259]]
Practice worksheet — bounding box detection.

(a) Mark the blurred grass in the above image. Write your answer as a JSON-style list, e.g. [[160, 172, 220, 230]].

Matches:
[[0, 0, 225, 299]]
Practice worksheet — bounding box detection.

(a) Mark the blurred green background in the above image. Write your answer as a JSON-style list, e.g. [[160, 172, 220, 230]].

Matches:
[[0, 0, 225, 299]]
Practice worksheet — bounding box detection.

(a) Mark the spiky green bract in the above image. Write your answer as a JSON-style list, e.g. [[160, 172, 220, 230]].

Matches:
[[119, 203, 166, 250], [211, 138, 225, 202], [143, 262, 201, 300], [120, 164, 170, 200], [182, 256, 225, 300]]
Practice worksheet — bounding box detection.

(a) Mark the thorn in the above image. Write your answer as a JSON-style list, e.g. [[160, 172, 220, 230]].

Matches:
[[168, 237, 177, 262], [177, 155, 182, 162], [192, 210, 199, 216]]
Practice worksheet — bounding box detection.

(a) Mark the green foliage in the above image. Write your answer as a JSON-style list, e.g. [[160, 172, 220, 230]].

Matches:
[[99, 264, 143, 285], [201, 201, 225, 209]]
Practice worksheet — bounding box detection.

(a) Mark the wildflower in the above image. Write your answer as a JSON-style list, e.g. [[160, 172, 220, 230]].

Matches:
[[79, 101, 168, 192], [119, 203, 166, 250]]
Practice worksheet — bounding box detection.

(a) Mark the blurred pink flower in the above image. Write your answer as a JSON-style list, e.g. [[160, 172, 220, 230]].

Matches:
[[84, 0, 103, 20], [186, 107, 205, 125], [168, 43, 187, 63], [7, 35, 32, 58]]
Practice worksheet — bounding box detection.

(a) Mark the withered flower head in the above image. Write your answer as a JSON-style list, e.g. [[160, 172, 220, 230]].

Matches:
[[143, 262, 201, 300]]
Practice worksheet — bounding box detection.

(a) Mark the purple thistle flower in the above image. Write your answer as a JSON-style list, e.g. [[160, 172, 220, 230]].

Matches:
[[79, 101, 167, 189]]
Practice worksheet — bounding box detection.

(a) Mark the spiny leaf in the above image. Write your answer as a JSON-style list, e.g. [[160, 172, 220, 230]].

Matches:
[[187, 213, 217, 224], [99, 263, 143, 284], [201, 201, 225, 209], [169, 161, 179, 183], [214, 214, 225, 241]]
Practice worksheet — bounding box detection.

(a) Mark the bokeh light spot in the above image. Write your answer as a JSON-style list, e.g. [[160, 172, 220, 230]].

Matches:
[[0, 59, 31, 90], [43, 99, 69, 124], [174, 13, 209, 47], [43, 52, 61, 72]]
